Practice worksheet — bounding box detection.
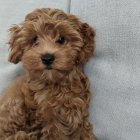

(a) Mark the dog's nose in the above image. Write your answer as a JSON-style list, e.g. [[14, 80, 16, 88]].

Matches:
[[41, 54, 55, 65]]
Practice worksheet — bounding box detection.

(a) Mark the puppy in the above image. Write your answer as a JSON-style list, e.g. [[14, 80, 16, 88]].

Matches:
[[0, 8, 96, 140]]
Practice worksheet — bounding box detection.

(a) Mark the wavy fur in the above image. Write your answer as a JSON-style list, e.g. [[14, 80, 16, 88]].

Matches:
[[0, 8, 96, 140]]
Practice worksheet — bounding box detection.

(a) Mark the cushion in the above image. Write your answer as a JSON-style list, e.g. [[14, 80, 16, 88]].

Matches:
[[70, 0, 140, 139]]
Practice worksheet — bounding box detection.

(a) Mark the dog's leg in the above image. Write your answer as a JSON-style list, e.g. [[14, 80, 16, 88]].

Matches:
[[0, 77, 30, 139], [0, 101, 26, 139], [0, 92, 27, 139], [39, 97, 94, 140], [0, 99, 26, 137]]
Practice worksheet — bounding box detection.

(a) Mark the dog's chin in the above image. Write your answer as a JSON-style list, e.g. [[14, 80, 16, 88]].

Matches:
[[27, 65, 70, 84], [40, 67, 67, 83]]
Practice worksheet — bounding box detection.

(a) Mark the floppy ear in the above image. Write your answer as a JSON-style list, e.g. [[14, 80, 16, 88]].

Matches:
[[78, 23, 95, 64], [8, 25, 23, 64]]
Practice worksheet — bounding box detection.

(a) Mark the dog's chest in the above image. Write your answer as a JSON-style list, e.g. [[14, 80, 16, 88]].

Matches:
[[25, 89, 70, 132]]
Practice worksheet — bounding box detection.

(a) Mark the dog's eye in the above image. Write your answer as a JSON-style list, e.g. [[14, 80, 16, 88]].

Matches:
[[32, 36, 38, 45], [56, 36, 65, 44]]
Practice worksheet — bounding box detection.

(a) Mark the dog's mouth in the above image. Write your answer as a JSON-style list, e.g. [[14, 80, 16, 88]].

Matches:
[[44, 65, 63, 71], [45, 65, 53, 70], [43, 65, 71, 76], [44, 65, 64, 72]]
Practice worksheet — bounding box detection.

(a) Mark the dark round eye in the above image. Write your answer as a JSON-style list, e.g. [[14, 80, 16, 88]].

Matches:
[[32, 36, 38, 45], [56, 36, 65, 44]]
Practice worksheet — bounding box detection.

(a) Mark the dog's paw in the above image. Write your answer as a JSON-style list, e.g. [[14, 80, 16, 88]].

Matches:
[[28, 132, 38, 140], [5, 131, 29, 140], [15, 131, 29, 140]]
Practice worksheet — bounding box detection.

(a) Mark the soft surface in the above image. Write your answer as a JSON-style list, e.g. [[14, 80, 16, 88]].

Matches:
[[70, 0, 140, 139], [0, 0, 140, 140]]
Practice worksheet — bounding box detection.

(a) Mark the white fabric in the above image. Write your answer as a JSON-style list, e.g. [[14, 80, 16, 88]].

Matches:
[[71, 0, 140, 140]]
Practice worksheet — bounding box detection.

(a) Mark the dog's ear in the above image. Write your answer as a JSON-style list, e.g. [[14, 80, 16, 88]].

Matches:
[[8, 25, 23, 64], [78, 23, 95, 64]]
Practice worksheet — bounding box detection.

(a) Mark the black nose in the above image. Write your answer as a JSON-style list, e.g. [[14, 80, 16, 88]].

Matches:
[[41, 54, 55, 65]]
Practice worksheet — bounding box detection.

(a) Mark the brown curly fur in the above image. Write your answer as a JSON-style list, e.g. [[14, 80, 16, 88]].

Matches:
[[0, 8, 96, 140]]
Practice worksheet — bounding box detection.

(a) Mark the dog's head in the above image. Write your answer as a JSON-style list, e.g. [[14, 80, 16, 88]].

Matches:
[[8, 8, 95, 82]]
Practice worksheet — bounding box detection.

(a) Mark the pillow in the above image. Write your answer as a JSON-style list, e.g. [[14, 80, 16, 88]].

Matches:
[[70, 0, 140, 139]]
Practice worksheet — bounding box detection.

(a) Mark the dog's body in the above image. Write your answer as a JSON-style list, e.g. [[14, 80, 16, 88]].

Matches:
[[0, 8, 96, 140]]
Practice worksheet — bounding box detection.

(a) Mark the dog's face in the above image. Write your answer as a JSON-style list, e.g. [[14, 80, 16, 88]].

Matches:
[[8, 8, 95, 82]]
